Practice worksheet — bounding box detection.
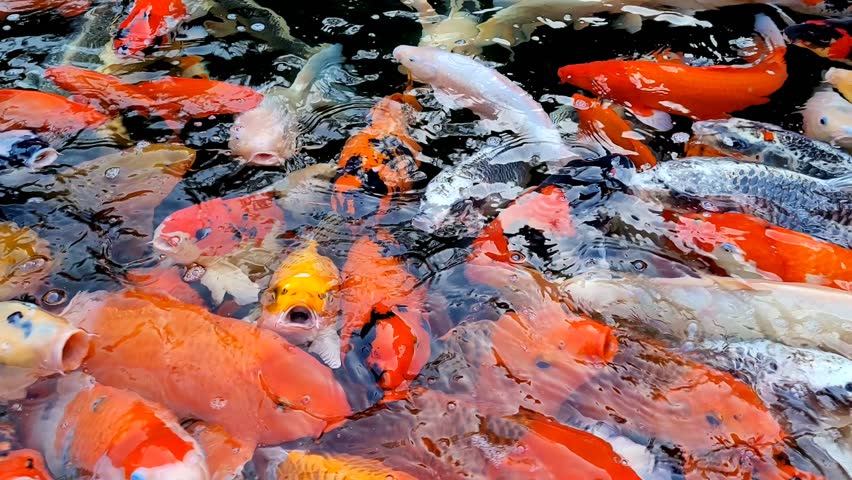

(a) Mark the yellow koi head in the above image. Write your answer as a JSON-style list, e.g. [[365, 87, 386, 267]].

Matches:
[[260, 242, 341, 346]]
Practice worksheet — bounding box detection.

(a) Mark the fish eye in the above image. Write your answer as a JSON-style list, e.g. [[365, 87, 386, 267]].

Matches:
[[130, 472, 145, 480], [509, 251, 525, 263], [820, 117, 829, 125], [195, 227, 211, 241], [279, 288, 288, 296], [318, 292, 326, 299], [720, 243, 737, 253]]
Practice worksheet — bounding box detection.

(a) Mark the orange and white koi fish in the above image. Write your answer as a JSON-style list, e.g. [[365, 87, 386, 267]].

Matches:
[[114, 0, 189, 57], [559, 14, 787, 128], [186, 422, 254, 480], [0, 90, 108, 137], [332, 94, 423, 220], [260, 241, 342, 369], [16, 372, 209, 480], [671, 211, 852, 290], [63, 290, 351, 445], [339, 233, 430, 400], [572, 94, 656, 170], [568, 335, 824, 480], [0, 302, 89, 400], [254, 448, 419, 480], [0, 0, 89, 20]]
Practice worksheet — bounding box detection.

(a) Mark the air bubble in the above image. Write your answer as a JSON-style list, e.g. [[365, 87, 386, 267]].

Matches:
[[250, 23, 265, 32]]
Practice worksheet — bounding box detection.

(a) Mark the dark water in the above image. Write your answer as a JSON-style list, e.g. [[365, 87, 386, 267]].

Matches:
[[1, 1, 850, 479]]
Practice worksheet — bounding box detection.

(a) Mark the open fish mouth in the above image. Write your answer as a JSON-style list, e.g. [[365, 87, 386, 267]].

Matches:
[[281, 305, 318, 329]]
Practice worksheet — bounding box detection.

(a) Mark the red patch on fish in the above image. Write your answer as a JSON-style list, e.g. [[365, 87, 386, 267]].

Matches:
[[114, 0, 188, 57], [0, 89, 108, 136]]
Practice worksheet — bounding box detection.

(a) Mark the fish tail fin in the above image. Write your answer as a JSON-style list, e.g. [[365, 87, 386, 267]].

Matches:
[[283, 43, 345, 108]]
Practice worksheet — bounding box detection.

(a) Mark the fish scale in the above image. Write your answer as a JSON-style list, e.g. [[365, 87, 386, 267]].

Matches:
[[628, 158, 852, 248]]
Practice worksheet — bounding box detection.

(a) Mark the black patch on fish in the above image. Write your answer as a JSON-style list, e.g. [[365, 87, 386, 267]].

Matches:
[[6, 311, 23, 325], [195, 227, 211, 241]]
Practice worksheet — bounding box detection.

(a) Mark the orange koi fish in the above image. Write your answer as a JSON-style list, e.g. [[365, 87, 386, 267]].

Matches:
[[339, 233, 429, 400], [254, 448, 419, 480], [186, 421, 254, 480], [260, 241, 342, 369], [0, 449, 51, 480], [572, 94, 657, 170], [671, 211, 852, 290], [133, 77, 264, 129], [558, 15, 787, 126], [332, 94, 422, 220], [153, 191, 286, 265], [498, 410, 641, 480], [0, 90, 108, 136], [17, 372, 209, 480], [568, 336, 821, 480], [0, 423, 51, 480], [0, 0, 89, 20], [64, 290, 351, 445], [366, 308, 431, 402], [45, 66, 154, 114], [114, 0, 189, 57]]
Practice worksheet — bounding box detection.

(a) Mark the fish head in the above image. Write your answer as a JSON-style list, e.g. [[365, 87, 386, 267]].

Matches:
[[229, 104, 300, 166], [393, 45, 439, 83], [690, 119, 779, 161], [152, 209, 206, 265], [803, 89, 852, 147], [557, 63, 610, 97], [0, 449, 51, 479], [0, 301, 90, 373], [0, 130, 58, 169], [259, 245, 341, 346]]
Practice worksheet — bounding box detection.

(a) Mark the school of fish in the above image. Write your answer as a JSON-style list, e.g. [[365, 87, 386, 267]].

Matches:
[[0, 0, 851, 478]]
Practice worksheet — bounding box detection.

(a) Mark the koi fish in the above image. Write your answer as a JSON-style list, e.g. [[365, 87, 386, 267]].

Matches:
[[802, 87, 852, 153], [558, 14, 786, 128], [0, 0, 90, 20], [186, 421, 254, 480], [45, 65, 154, 114], [114, 0, 190, 57], [826, 66, 852, 102], [476, 0, 848, 49], [572, 94, 656, 170], [366, 308, 432, 402], [561, 271, 852, 357], [254, 448, 419, 480], [0, 131, 57, 170], [0, 90, 108, 137], [153, 191, 284, 305], [0, 222, 52, 302], [63, 290, 351, 444], [0, 301, 90, 400], [567, 334, 821, 480], [785, 17, 852, 66], [499, 410, 642, 480], [670, 211, 852, 290], [16, 372, 209, 480], [339, 234, 429, 399], [332, 94, 423, 220], [614, 157, 852, 248], [230, 44, 347, 167], [0, 448, 51, 480], [393, 45, 577, 167], [259, 241, 342, 369], [688, 118, 852, 179], [402, 0, 481, 56]]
